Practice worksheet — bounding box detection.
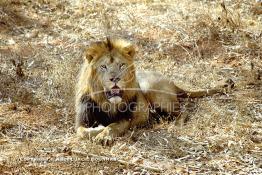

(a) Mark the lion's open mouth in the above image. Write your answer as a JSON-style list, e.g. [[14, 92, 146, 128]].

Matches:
[[105, 86, 123, 99]]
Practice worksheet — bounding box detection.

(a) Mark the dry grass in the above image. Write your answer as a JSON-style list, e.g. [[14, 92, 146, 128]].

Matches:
[[0, 0, 262, 174]]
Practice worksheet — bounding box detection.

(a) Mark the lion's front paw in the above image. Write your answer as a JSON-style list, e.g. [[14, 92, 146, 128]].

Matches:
[[77, 125, 105, 139], [94, 128, 114, 146]]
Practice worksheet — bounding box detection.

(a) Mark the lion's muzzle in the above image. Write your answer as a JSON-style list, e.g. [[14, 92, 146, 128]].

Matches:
[[105, 86, 123, 103]]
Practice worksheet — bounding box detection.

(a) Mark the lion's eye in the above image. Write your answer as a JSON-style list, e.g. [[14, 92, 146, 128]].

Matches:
[[100, 65, 107, 71], [119, 63, 126, 70]]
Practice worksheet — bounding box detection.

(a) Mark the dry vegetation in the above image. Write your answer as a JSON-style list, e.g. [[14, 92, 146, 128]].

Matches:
[[0, 0, 262, 174]]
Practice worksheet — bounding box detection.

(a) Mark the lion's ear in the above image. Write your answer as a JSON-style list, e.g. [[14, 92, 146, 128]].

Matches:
[[85, 47, 96, 62], [84, 42, 105, 62], [123, 45, 135, 58]]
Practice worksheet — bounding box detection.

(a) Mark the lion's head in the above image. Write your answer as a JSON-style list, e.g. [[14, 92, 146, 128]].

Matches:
[[83, 38, 137, 104]]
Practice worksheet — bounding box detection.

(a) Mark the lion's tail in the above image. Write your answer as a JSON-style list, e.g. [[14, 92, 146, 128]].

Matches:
[[176, 79, 235, 98], [175, 79, 234, 98], [176, 88, 222, 98]]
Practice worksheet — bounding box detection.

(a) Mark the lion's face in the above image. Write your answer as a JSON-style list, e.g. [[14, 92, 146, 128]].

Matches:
[[95, 52, 135, 104], [85, 39, 136, 104]]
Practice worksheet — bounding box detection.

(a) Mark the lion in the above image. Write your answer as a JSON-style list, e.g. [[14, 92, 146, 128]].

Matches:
[[75, 38, 234, 145]]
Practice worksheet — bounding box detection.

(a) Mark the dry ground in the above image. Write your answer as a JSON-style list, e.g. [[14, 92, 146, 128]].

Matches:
[[0, 0, 262, 174]]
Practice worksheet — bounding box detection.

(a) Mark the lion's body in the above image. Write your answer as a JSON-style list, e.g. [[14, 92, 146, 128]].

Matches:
[[75, 38, 234, 145]]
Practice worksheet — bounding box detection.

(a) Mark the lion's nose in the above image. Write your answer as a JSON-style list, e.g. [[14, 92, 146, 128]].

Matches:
[[110, 77, 120, 83]]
